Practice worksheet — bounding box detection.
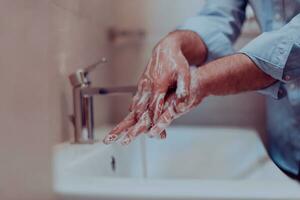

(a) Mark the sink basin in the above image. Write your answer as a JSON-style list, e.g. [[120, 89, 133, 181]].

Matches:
[[54, 126, 300, 200]]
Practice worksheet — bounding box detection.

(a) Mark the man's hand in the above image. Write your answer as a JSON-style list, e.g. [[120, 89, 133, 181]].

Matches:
[[147, 54, 276, 137], [103, 30, 207, 145], [147, 66, 207, 137]]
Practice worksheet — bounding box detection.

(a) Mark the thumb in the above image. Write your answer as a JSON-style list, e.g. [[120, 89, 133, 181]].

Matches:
[[175, 52, 190, 100]]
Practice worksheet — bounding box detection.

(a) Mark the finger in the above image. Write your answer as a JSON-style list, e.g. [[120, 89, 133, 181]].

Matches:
[[145, 49, 169, 139], [162, 92, 176, 111], [103, 112, 136, 144], [149, 92, 165, 122], [147, 92, 166, 139], [147, 93, 176, 139], [148, 99, 179, 138], [148, 129, 168, 139], [159, 130, 167, 139], [104, 85, 152, 145], [148, 91, 192, 138], [129, 93, 140, 112], [130, 54, 155, 111], [176, 52, 190, 100], [129, 78, 152, 112], [135, 91, 152, 118], [121, 111, 151, 145], [108, 70, 153, 145]]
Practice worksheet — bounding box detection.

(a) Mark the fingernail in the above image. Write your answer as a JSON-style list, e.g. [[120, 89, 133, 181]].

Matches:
[[160, 132, 167, 139], [121, 137, 131, 145], [103, 134, 118, 144], [154, 132, 163, 139]]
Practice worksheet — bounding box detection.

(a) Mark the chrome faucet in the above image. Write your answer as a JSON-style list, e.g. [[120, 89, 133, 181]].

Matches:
[[69, 58, 136, 144]]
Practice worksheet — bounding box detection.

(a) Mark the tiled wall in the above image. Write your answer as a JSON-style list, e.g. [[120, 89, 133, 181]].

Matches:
[[0, 0, 113, 199]]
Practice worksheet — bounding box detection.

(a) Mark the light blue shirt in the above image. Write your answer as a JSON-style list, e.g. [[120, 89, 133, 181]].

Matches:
[[180, 0, 300, 179]]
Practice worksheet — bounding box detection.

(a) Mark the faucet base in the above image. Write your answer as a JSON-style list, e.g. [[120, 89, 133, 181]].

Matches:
[[71, 139, 98, 144]]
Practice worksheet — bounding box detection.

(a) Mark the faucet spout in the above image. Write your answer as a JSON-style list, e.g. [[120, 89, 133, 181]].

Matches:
[[69, 58, 137, 144], [82, 86, 137, 96]]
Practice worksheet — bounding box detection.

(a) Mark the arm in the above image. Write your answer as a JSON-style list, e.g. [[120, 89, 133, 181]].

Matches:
[[148, 0, 248, 68], [199, 54, 276, 96], [179, 0, 248, 62], [240, 13, 300, 99], [149, 12, 300, 137], [148, 54, 276, 137], [148, 12, 300, 137]]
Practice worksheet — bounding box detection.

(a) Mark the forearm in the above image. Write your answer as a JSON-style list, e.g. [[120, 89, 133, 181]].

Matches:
[[198, 54, 276, 97]]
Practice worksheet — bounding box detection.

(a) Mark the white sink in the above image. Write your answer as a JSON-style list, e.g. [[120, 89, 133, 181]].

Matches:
[[54, 126, 300, 200]]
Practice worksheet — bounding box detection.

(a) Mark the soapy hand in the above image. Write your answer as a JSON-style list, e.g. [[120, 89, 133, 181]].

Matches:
[[103, 47, 276, 145], [103, 31, 207, 145], [148, 67, 206, 138], [103, 66, 206, 145], [103, 35, 190, 145], [145, 53, 276, 138]]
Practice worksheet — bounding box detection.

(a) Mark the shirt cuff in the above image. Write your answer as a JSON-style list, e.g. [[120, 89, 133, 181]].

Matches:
[[239, 52, 286, 99], [178, 24, 235, 62], [238, 31, 296, 99], [258, 81, 285, 99]]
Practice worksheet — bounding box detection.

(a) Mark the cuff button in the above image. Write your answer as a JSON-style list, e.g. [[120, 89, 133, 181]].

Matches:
[[284, 75, 291, 81]]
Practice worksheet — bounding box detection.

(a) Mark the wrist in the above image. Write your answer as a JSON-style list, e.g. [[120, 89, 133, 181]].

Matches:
[[196, 66, 212, 98], [196, 54, 277, 97], [167, 30, 207, 65]]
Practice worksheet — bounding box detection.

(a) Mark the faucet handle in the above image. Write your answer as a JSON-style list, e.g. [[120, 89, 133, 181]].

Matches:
[[84, 57, 108, 75], [69, 57, 108, 87]]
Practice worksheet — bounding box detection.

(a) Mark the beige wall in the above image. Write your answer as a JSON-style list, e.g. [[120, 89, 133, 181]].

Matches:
[[49, 0, 113, 143], [0, 0, 113, 199]]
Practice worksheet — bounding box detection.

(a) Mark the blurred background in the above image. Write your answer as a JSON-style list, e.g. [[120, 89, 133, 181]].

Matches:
[[0, 0, 263, 199]]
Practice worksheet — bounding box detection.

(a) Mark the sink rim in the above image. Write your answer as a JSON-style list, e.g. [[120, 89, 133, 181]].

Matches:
[[53, 125, 300, 199]]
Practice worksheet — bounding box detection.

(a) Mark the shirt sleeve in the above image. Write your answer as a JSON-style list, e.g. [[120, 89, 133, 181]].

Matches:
[[240, 14, 300, 99], [178, 0, 247, 62]]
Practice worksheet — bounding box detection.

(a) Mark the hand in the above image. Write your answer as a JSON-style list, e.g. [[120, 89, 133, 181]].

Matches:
[[148, 66, 207, 137], [103, 52, 276, 145], [146, 53, 276, 137], [103, 31, 207, 145]]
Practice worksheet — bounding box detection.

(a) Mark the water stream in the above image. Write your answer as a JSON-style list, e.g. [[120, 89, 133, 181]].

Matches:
[[140, 134, 148, 179]]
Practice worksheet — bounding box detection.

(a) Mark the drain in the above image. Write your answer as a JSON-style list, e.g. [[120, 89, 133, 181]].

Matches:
[[111, 156, 116, 172]]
